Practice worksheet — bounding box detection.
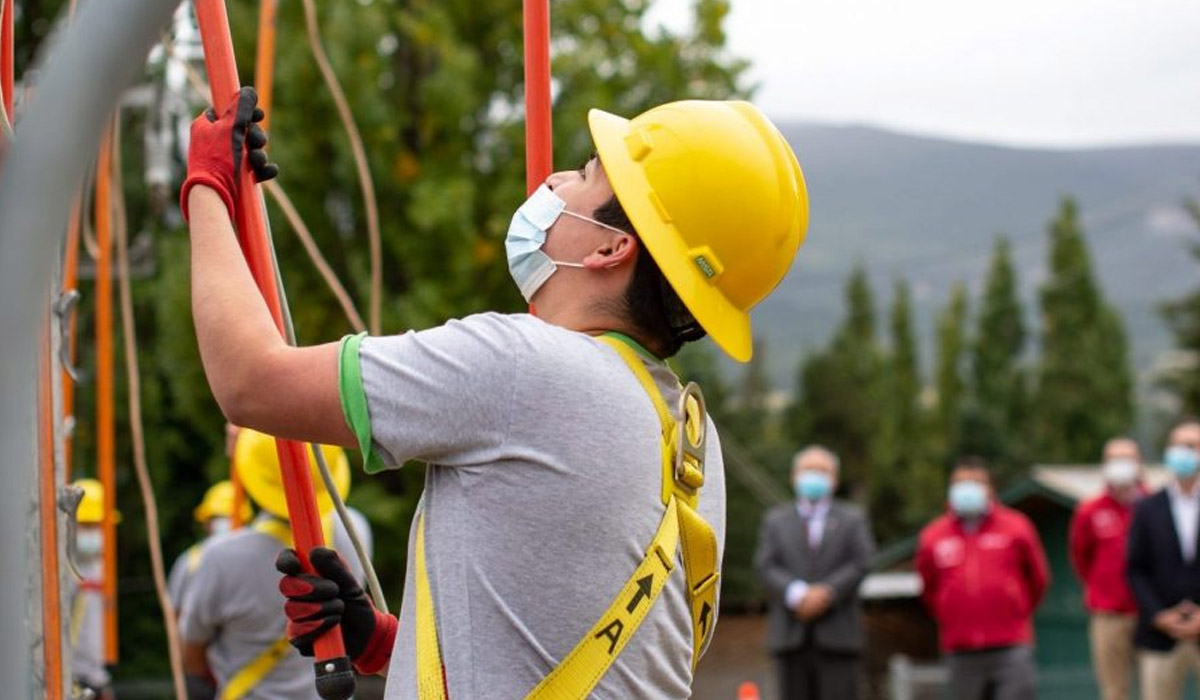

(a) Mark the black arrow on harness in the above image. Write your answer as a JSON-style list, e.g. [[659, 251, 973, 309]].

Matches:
[[626, 574, 653, 614], [699, 601, 712, 637]]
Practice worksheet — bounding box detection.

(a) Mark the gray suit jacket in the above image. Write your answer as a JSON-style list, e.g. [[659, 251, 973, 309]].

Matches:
[[754, 499, 876, 654]]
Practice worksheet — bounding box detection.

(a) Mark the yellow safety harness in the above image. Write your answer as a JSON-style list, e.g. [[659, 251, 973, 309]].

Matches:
[[216, 517, 336, 700], [414, 334, 720, 699]]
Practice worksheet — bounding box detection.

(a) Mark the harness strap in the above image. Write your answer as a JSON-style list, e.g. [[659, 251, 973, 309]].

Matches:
[[411, 335, 720, 699], [216, 517, 337, 699]]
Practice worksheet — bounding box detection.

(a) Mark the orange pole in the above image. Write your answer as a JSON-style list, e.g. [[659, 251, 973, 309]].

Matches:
[[39, 315, 64, 700], [62, 193, 81, 476], [254, 0, 278, 133], [522, 0, 552, 194], [95, 121, 119, 666], [193, 3, 352, 694]]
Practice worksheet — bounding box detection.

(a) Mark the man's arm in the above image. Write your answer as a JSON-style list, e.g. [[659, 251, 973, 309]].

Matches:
[[818, 509, 876, 604], [1022, 519, 1051, 607], [753, 512, 796, 602], [915, 532, 938, 611], [188, 187, 353, 447], [1067, 505, 1093, 583], [1126, 503, 1166, 617], [182, 641, 216, 700]]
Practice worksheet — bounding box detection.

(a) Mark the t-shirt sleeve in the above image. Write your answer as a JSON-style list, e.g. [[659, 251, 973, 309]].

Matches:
[[178, 548, 224, 644], [338, 314, 520, 472]]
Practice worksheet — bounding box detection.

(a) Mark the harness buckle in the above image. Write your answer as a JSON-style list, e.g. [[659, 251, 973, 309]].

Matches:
[[674, 382, 707, 492]]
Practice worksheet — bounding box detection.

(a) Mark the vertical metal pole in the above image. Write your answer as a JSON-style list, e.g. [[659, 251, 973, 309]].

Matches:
[[94, 121, 119, 666], [522, 0, 552, 194], [0, 2, 180, 696], [190, 2, 353, 696], [39, 318, 64, 700], [62, 194, 81, 476]]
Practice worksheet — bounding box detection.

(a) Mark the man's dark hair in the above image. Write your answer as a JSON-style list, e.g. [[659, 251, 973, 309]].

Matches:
[[951, 455, 991, 480], [593, 195, 704, 358]]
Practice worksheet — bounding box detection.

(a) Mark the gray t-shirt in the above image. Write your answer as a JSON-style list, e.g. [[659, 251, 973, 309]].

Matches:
[[178, 512, 374, 699], [340, 313, 726, 699]]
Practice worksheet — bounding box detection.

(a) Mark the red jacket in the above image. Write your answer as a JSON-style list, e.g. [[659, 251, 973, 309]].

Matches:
[[1069, 490, 1139, 614], [916, 505, 1051, 652]]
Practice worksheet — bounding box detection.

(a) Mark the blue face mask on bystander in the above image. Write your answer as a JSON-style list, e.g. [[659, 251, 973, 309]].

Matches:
[[794, 471, 832, 502], [948, 481, 988, 517], [1166, 446, 1200, 479]]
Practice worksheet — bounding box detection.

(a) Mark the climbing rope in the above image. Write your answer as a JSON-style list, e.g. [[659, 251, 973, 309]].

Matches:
[[111, 112, 188, 699], [298, 0, 383, 334]]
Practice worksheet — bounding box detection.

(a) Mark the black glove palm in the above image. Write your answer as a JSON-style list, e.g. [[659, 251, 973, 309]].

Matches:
[[275, 547, 376, 658]]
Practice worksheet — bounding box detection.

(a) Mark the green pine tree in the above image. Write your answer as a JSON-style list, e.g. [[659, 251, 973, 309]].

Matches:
[[934, 282, 970, 464], [1161, 198, 1200, 414], [966, 237, 1029, 482], [1034, 197, 1134, 461]]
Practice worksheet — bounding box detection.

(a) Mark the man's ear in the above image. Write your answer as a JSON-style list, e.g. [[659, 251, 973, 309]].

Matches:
[[582, 232, 637, 270]]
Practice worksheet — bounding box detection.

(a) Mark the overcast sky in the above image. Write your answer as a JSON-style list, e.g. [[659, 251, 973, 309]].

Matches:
[[645, 0, 1200, 148]]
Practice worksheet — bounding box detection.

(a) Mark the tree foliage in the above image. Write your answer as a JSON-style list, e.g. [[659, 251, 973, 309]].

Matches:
[[1034, 198, 1134, 461], [1161, 198, 1200, 415]]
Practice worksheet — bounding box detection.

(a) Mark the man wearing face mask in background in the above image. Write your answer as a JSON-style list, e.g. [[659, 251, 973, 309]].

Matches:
[[916, 456, 1049, 700], [1069, 437, 1145, 700], [69, 478, 117, 700], [755, 446, 876, 700], [1127, 418, 1200, 700], [183, 89, 807, 697]]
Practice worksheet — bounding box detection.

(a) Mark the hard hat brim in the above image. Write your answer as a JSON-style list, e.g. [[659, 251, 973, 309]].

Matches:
[[588, 108, 754, 362], [234, 433, 351, 519]]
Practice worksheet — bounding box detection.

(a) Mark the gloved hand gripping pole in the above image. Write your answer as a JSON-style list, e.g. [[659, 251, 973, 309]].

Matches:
[[191, 3, 355, 698]]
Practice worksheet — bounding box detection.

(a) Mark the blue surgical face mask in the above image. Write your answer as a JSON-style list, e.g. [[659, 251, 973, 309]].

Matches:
[[948, 481, 988, 517], [1166, 446, 1200, 479], [794, 471, 832, 502], [505, 184, 626, 302]]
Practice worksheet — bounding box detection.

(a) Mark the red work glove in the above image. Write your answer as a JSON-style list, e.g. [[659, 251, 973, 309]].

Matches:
[[276, 547, 397, 675], [180, 86, 278, 221]]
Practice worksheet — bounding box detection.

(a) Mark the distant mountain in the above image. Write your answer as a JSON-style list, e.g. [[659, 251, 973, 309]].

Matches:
[[740, 123, 1200, 398]]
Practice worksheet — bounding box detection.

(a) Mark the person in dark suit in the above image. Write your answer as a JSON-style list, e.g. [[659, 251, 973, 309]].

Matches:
[[755, 445, 876, 700], [1127, 418, 1200, 700]]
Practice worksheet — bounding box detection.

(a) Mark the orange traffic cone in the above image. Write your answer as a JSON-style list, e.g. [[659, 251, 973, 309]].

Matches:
[[737, 681, 761, 700]]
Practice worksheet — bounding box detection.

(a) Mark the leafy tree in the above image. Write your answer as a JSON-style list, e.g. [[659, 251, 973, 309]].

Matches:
[[966, 237, 1029, 482], [1034, 198, 1134, 461], [19, 0, 753, 676], [933, 282, 970, 464], [874, 280, 939, 539], [789, 265, 883, 505], [1161, 199, 1200, 415]]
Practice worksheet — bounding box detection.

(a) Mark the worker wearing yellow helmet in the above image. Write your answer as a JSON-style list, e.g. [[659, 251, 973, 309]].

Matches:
[[176, 428, 371, 700], [184, 92, 806, 697], [69, 478, 118, 700]]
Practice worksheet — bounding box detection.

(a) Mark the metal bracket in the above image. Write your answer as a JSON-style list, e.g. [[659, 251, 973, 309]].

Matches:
[[53, 289, 84, 383], [57, 484, 86, 582]]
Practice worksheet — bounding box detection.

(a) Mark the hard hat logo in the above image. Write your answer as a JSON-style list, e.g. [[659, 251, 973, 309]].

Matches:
[[589, 100, 809, 362]]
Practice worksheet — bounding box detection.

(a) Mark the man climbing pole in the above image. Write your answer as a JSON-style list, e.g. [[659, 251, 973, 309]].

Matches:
[[177, 429, 361, 700], [182, 88, 808, 697]]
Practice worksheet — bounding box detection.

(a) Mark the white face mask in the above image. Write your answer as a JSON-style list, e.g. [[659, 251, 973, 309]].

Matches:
[[1102, 459, 1139, 487], [76, 530, 103, 558], [504, 184, 626, 302], [208, 517, 232, 536]]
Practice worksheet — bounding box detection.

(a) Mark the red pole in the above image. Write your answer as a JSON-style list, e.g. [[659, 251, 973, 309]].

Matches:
[[1, 0, 13, 119], [191, 3, 353, 697], [522, 0, 552, 194]]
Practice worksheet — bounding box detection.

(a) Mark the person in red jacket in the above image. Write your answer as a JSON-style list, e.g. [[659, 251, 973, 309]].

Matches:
[[1069, 437, 1144, 700], [916, 456, 1050, 700]]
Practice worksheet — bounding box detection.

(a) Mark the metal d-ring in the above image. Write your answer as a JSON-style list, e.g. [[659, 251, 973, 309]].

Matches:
[[674, 382, 707, 490]]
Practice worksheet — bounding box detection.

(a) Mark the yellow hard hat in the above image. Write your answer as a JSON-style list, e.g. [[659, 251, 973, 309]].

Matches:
[[193, 480, 254, 523], [73, 478, 120, 524], [589, 100, 809, 362], [232, 429, 350, 519]]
